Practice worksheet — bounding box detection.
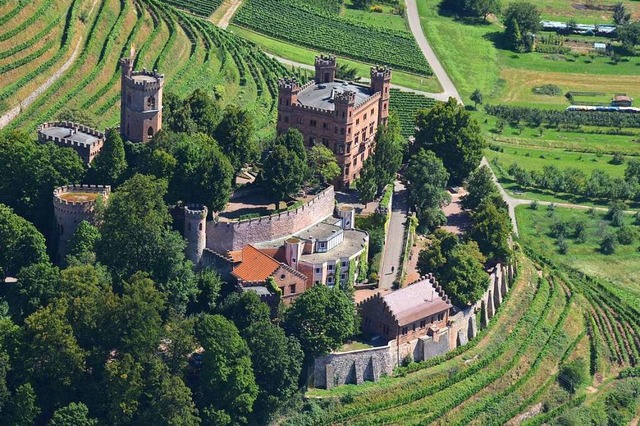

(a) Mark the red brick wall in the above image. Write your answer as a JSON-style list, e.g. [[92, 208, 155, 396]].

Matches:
[[273, 265, 308, 305]]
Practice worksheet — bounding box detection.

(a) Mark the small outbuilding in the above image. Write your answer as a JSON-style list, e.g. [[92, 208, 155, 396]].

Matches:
[[612, 94, 633, 107]]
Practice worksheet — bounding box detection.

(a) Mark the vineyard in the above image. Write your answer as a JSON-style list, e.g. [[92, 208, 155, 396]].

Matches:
[[161, 0, 223, 16], [232, 0, 432, 76], [388, 89, 436, 138], [295, 246, 640, 425], [1, 0, 289, 131]]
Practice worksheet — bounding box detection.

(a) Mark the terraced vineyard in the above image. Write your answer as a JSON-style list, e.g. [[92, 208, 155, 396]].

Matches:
[[1, 0, 288, 131], [162, 0, 223, 16], [300, 249, 640, 425], [389, 89, 436, 138], [232, 0, 432, 76]]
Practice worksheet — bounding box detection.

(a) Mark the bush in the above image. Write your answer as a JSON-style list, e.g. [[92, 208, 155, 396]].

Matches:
[[600, 232, 618, 254], [531, 84, 563, 96], [617, 226, 636, 245], [530, 200, 539, 210], [611, 152, 625, 165], [550, 220, 569, 238], [558, 358, 588, 393], [557, 237, 569, 255], [370, 5, 383, 12]]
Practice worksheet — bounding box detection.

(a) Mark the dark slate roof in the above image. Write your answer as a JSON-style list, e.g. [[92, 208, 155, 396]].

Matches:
[[40, 126, 101, 147], [297, 81, 373, 111]]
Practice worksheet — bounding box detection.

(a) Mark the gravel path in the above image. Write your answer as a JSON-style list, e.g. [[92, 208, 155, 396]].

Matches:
[[216, 0, 243, 29], [379, 180, 409, 289]]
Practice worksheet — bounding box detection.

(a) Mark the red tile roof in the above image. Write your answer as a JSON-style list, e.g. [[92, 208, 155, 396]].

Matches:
[[232, 245, 280, 283]]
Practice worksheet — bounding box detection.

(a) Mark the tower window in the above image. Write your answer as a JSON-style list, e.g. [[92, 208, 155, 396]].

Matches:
[[199, 223, 203, 231], [147, 127, 154, 138], [147, 96, 156, 109]]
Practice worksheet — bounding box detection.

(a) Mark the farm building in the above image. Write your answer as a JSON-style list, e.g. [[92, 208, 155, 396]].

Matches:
[[612, 95, 633, 107]]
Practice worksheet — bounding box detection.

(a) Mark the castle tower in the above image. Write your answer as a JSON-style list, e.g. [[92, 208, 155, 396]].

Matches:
[[315, 55, 337, 84], [276, 77, 301, 134], [284, 237, 304, 270], [53, 185, 111, 263], [120, 50, 164, 143], [338, 205, 355, 230], [333, 89, 356, 124], [370, 66, 392, 126], [184, 204, 208, 266]]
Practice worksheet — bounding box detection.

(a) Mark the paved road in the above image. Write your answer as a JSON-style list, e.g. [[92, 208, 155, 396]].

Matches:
[[379, 180, 409, 289], [405, 0, 462, 104]]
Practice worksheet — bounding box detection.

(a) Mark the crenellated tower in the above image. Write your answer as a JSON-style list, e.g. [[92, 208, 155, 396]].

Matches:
[[120, 49, 164, 143], [333, 89, 356, 124], [53, 185, 111, 263], [276, 77, 302, 134], [315, 55, 337, 84], [370, 66, 392, 126], [184, 204, 208, 266]]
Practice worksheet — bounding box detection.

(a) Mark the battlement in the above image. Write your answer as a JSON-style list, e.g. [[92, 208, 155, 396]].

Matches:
[[38, 121, 104, 140], [123, 68, 164, 92], [53, 184, 111, 207], [353, 92, 381, 110], [315, 54, 337, 68], [278, 77, 301, 91], [334, 90, 356, 105], [185, 204, 208, 219], [370, 65, 392, 80]]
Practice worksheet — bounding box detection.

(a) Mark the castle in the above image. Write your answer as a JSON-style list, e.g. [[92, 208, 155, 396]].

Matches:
[[37, 121, 104, 164], [277, 55, 392, 188], [119, 51, 164, 143]]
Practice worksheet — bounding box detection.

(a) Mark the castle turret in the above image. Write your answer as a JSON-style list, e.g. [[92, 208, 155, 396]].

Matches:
[[315, 55, 336, 84], [370, 66, 392, 126], [338, 205, 355, 230], [120, 50, 164, 143], [284, 237, 304, 270], [333, 89, 356, 123], [184, 204, 208, 266], [53, 185, 111, 263], [276, 77, 301, 134]]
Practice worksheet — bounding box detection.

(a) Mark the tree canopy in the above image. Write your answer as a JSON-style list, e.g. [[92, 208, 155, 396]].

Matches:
[[88, 128, 127, 186], [413, 98, 486, 185], [262, 131, 308, 206], [0, 204, 48, 278], [214, 104, 258, 176], [503, 2, 540, 51]]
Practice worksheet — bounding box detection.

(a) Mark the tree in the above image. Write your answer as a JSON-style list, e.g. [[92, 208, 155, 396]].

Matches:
[[196, 315, 258, 425], [440, 242, 489, 306], [217, 291, 271, 333], [467, 197, 512, 261], [96, 174, 197, 311], [3, 383, 40, 426], [625, 158, 640, 182], [617, 22, 640, 52], [283, 285, 357, 361], [600, 232, 618, 254], [262, 144, 306, 208], [66, 221, 100, 265], [414, 98, 486, 184], [613, 2, 631, 26], [354, 160, 378, 205], [369, 120, 404, 193], [558, 358, 588, 393], [184, 89, 221, 135], [0, 131, 86, 234], [352, 0, 372, 9], [0, 204, 48, 278], [470, 89, 484, 109], [505, 17, 525, 52], [503, 2, 540, 51], [49, 402, 97, 426], [55, 108, 97, 128], [243, 322, 303, 421], [405, 149, 451, 233], [214, 105, 258, 176], [464, 0, 501, 20], [168, 133, 234, 212], [307, 144, 340, 187], [12, 262, 61, 320], [88, 128, 127, 186], [417, 229, 460, 276], [461, 165, 499, 211], [189, 269, 223, 314]]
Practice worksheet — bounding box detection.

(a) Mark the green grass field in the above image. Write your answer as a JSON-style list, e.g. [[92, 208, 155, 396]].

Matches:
[[341, 0, 409, 32], [517, 205, 640, 292]]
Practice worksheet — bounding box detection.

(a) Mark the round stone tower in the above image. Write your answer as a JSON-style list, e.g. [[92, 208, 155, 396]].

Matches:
[[53, 184, 111, 262], [338, 205, 355, 230], [120, 50, 164, 143], [184, 204, 208, 266]]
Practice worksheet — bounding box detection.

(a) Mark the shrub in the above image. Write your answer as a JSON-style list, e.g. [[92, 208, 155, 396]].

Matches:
[[530, 200, 538, 210], [550, 220, 569, 238], [558, 358, 588, 393], [600, 232, 618, 254], [370, 5, 383, 12], [611, 152, 625, 165], [557, 237, 569, 254], [617, 226, 636, 245]]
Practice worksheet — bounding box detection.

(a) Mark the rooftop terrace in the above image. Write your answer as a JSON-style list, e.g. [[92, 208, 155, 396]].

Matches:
[[297, 81, 373, 111], [39, 125, 101, 147]]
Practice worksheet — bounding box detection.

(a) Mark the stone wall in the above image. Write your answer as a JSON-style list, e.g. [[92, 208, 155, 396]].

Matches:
[[314, 261, 517, 389], [205, 186, 336, 252]]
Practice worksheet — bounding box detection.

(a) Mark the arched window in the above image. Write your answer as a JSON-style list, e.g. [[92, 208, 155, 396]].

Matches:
[[147, 95, 156, 109], [198, 223, 203, 231], [147, 126, 154, 138]]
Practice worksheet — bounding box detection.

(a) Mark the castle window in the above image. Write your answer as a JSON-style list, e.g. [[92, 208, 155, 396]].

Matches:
[[310, 120, 317, 127], [383, 103, 387, 110], [340, 128, 344, 135], [147, 96, 156, 109], [385, 87, 388, 94], [345, 143, 350, 154], [315, 268, 321, 274], [402, 327, 407, 335], [356, 118, 360, 125], [60, 224, 64, 235], [371, 108, 374, 115], [342, 261, 347, 267], [198, 223, 202, 231], [327, 263, 333, 270], [280, 274, 286, 280], [420, 320, 426, 328], [342, 112, 345, 119], [334, 126, 337, 134], [147, 127, 154, 138], [438, 313, 445, 321], [323, 122, 328, 129], [354, 135, 359, 144], [364, 113, 367, 120], [286, 100, 290, 106], [297, 117, 303, 124], [290, 284, 297, 294]]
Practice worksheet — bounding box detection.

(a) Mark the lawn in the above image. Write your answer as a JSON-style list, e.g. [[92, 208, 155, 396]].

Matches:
[[516, 205, 640, 294], [227, 24, 442, 92], [341, 0, 409, 32]]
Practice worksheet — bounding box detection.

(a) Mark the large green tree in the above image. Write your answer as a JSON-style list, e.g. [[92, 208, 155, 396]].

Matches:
[[618, 22, 640, 52], [88, 128, 127, 186], [283, 285, 357, 361], [12, 262, 61, 320], [217, 291, 271, 333], [405, 149, 451, 233], [461, 165, 500, 211], [196, 315, 258, 425], [369, 120, 404, 193], [49, 402, 97, 426], [0, 204, 48, 278], [184, 89, 221, 136], [307, 144, 340, 187], [0, 131, 85, 234], [3, 383, 40, 426], [440, 242, 489, 306], [214, 104, 257, 176], [96, 174, 197, 311], [413, 98, 486, 185], [503, 2, 540, 51], [263, 144, 307, 208], [464, 0, 501, 20], [467, 197, 512, 261], [65, 220, 100, 265], [417, 229, 460, 276]]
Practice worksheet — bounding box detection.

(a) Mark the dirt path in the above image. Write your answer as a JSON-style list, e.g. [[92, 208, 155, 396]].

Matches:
[[215, 0, 243, 29]]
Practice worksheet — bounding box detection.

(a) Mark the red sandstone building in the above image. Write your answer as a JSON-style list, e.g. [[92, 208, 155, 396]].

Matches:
[[359, 276, 452, 345], [276, 55, 392, 188], [120, 51, 164, 143]]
